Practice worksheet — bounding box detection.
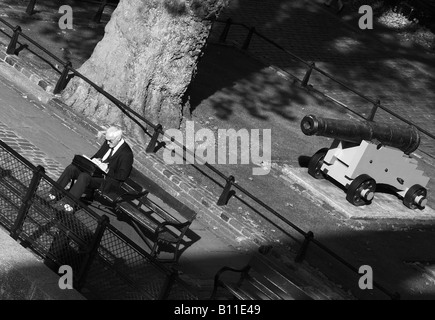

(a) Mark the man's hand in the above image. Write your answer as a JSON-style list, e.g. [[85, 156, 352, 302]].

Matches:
[[99, 162, 109, 173], [91, 158, 108, 173]]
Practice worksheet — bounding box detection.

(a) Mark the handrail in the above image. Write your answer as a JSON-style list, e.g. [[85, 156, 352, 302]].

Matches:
[[18, 31, 67, 66], [0, 16, 400, 300], [78, 0, 119, 7]]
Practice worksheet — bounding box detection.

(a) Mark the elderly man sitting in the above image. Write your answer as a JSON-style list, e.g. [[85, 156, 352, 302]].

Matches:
[[48, 126, 134, 213]]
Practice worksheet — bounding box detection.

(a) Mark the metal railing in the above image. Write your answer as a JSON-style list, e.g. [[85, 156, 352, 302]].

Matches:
[[0, 139, 197, 300], [0, 16, 401, 299], [25, 0, 119, 23]]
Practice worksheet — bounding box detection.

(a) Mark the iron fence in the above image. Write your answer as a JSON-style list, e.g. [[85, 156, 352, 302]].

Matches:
[[0, 139, 197, 300]]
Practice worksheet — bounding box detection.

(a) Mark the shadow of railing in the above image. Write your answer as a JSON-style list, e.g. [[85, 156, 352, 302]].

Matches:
[[0, 139, 198, 300], [0, 16, 402, 300], [209, 17, 435, 159]]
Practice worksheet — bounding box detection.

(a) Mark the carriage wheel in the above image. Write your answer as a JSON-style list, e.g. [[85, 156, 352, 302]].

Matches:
[[403, 184, 427, 210], [308, 148, 329, 179], [346, 174, 376, 206]]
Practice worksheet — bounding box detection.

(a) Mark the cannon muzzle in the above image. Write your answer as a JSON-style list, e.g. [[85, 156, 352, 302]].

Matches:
[[301, 115, 421, 154]]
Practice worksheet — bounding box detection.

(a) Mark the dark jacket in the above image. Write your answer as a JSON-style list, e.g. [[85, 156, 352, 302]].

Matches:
[[92, 140, 134, 194]]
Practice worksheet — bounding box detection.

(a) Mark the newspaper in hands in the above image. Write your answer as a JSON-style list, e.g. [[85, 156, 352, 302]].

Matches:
[[82, 154, 109, 173]]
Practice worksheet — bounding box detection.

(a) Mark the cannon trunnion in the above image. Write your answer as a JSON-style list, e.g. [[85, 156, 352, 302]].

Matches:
[[301, 115, 430, 210]]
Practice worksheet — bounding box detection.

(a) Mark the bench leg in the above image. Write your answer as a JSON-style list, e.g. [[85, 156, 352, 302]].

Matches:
[[172, 242, 181, 263], [151, 242, 161, 259], [127, 218, 155, 252], [210, 280, 221, 300], [152, 240, 183, 263]]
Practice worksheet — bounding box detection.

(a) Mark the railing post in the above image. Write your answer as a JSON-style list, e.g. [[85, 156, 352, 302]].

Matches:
[[6, 26, 22, 55], [75, 214, 109, 291], [10, 165, 45, 239], [53, 61, 72, 94], [146, 124, 163, 153], [219, 18, 232, 43], [93, 0, 107, 23], [26, 0, 37, 15], [295, 231, 314, 262], [301, 62, 315, 87], [242, 27, 255, 50], [217, 175, 235, 206], [367, 99, 380, 121]]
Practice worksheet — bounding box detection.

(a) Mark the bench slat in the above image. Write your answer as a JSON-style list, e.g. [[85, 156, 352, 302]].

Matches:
[[116, 202, 182, 244], [212, 254, 314, 300], [220, 283, 255, 300], [249, 255, 313, 300], [118, 202, 159, 231], [139, 198, 181, 224], [244, 275, 283, 300]]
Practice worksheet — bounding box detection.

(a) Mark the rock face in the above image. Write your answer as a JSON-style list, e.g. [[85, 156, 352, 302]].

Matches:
[[62, 0, 224, 142]]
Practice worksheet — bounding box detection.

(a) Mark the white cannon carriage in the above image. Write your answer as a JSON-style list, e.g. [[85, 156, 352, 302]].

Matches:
[[301, 115, 430, 209]]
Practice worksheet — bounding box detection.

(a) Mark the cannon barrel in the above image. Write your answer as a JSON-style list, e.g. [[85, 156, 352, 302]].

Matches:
[[301, 115, 421, 154]]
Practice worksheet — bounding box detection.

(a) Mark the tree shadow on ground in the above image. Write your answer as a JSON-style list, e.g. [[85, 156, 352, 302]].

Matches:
[[204, 0, 435, 130], [191, 0, 435, 158], [0, 0, 116, 71], [188, 43, 335, 123]]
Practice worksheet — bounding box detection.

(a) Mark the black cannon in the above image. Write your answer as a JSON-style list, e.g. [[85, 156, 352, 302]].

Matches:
[[300, 115, 429, 209], [300, 115, 421, 155]]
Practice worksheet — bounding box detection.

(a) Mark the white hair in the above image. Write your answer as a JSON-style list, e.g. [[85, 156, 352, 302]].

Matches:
[[97, 126, 123, 139]]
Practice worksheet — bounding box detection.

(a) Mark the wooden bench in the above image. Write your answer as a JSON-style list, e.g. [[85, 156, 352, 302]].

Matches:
[[93, 168, 198, 264], [210, 253, 313, 300]]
